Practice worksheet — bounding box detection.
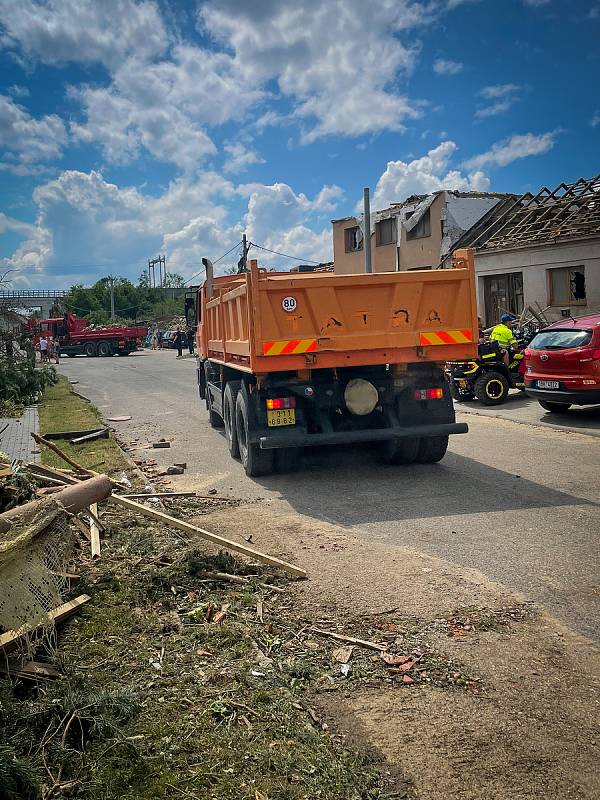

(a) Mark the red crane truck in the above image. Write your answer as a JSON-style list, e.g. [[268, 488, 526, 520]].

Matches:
[[30, 312, 147, 357]]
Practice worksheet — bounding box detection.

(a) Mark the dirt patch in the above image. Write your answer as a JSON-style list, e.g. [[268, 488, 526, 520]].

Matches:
[[198, 501, 600, 800]]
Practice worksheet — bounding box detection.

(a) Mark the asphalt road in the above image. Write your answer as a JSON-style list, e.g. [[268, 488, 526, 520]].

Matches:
[[58, 350, 600, 642]]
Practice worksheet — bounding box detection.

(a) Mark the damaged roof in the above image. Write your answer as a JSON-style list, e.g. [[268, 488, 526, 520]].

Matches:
[[468, 174, 600, 251]]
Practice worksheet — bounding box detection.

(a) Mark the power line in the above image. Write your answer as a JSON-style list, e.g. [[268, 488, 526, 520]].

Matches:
[[249, 242, 321, 265], [186, 240, 243, 284]]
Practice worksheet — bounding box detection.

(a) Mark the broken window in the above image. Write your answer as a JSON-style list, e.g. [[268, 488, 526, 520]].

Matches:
[[345, 226, 363, 253], [376, 217, 396, 246], [406, 208, 431, 240], [548, 266, 586, 306]]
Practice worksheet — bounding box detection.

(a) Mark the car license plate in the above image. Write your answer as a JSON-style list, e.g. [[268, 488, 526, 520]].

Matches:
[[537, 380, 559, 389], [267, 408, 296, 427]]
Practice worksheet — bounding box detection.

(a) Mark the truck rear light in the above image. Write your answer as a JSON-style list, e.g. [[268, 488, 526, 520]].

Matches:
[[414, 388, 444, 401], [266, 397, 296, 410]]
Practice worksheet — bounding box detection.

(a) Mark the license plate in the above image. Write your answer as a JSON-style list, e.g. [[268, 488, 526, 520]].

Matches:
[[537, 380, 559, 389], [267, 408, 296, 427]]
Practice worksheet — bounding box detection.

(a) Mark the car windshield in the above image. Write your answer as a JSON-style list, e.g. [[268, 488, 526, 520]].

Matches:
[[529, 328, 592, 350]]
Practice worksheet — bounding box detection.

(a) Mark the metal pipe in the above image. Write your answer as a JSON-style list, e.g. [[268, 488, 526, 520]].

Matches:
[[201, 257, 214, 299], [363, 187, 372, 274]]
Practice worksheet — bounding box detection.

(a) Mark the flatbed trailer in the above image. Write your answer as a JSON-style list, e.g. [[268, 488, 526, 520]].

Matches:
[[192, 248, 479, 476]]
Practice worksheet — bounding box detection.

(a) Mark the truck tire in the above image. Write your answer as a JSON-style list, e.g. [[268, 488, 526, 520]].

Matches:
[[83, 342, 97, 357], [235, 387, 273, 477], [223, 381, 241, 458], [382, 436, 420, 465], [97, 341, 112, 357], [539, 400, 571, 414], [275, 447, 302, 473], [206, 386, 224, 429], [474, 371, 509, 405], [416, 435, 449, 464]]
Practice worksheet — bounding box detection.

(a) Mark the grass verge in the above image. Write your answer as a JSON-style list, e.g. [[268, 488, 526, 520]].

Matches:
[[37, 375, 133, 478]]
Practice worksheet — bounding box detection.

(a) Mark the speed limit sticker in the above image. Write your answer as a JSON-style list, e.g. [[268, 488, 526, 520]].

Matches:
[[281, 296, 297, 313]]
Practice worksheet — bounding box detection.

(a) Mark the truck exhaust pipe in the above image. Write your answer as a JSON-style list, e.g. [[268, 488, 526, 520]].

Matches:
[[201, 257, 214, 299]]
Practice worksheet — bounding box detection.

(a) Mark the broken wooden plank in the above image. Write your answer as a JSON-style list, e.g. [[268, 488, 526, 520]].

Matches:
[[72, 516, 91, 541], [30, 433, 94, 476], [44, 428, 105, 441], [120, 491, 197, 499], [70, 428, 110, 445], [25, 463, 81, 485], [310, 627, 388, 652], [0, 595, 91, 654], [0, 659, 61, 681], [89, 503, 101, 558], [110, 494, 307, 579]]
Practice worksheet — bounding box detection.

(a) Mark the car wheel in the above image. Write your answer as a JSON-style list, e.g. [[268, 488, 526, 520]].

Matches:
[[474, 371, 509, 406], [223, 381, 241, 458], [415, 436, 449, 464], [539, 400, 572, 413], [235, 386, 273, 477]]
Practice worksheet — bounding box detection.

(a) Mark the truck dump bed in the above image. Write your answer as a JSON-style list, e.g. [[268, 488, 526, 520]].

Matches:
[[200, 249, 478, 373]]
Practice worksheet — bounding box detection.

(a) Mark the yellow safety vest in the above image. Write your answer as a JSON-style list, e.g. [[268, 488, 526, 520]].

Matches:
[[490, 323, 517, 349]]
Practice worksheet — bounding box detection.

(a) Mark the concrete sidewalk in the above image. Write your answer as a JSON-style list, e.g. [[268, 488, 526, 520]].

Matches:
[[0, 407, 40, 463]]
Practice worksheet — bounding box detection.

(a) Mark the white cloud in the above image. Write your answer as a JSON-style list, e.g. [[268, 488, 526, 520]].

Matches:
[[3, 169, 338, 284], [0, 94, 67, 174], [372, 141, 490, 210], [71, 45, 263, 170], [590, 111, 600, 128], [223, 142, 265, 174], [476, 84, 523, 118], [0, 0, 168, 69], [201, 0, 427, 142], [464, 131, 557, 169], [433, 58, 463, 75]]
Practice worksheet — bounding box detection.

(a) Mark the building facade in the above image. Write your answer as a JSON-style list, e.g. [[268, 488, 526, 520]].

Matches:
[[449, 175, 600, 325], [332, 190, 511, 275]]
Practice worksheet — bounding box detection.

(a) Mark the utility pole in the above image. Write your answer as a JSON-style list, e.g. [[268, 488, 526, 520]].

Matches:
[[148, 255, 166, 288], [238, 234, 249, 273], [108, 276, 115, 319], [363, 187, 372, 274]]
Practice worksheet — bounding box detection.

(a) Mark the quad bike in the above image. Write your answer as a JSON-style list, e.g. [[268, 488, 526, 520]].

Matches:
[[445, 340, 527, 406]]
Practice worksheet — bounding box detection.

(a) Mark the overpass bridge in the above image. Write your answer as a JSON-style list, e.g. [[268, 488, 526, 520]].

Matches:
[[0, 287, 188, 318], [0, 289, 68, 317]]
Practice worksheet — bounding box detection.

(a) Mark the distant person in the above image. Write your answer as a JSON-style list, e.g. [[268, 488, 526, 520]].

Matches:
[[39, 335, 48, 362], [174, 329, 184, 358], [47, 336, 60, 365], [151, 329, 158, 350], [157, 330, 164, 349], [186, 327, 195, 355]]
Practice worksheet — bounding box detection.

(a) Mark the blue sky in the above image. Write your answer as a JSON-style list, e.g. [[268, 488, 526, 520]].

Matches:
[[0, 0, 598, 288]]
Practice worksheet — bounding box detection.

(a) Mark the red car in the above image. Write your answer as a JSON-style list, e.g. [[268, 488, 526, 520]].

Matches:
[[524, 313, 600, 412]]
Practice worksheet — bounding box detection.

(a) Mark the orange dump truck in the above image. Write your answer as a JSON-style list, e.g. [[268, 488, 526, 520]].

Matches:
[[190, 248, 478, 476]]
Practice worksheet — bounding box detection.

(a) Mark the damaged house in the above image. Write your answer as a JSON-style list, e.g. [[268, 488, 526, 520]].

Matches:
[[332, 190, 513, 275], [445, 174, 600, 325]]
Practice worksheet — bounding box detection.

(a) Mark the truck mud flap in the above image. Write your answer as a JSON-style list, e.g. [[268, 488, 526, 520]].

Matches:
[[258, 422, 468, 450]]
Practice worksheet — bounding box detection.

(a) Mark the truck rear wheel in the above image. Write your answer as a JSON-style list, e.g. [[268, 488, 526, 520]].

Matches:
[[223, 381, 241, 458], [415, 435, 449, 464], [235, 387, 273, 477], [97, 341, 112, 357], [382, 436, 420, 465], [84, 342, 97, 357], [274, 447, 302, 473], [206, 386, 224, 429]]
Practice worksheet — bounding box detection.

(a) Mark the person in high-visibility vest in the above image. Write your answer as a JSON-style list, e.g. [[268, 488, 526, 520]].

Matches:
[[490, 313, 518, 364]]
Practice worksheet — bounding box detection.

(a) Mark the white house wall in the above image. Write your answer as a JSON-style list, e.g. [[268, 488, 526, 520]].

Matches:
[[475, 238, 600, 324]]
